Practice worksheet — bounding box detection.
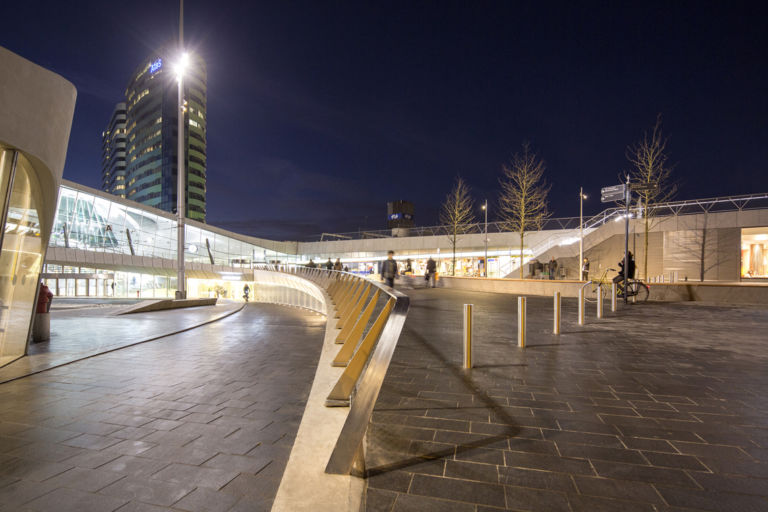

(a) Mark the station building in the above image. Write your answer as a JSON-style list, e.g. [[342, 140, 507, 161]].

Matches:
[[2, 44, 768, 370]]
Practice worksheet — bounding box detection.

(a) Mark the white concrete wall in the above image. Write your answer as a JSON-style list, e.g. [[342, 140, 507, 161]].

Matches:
[[0, 46, 77, 241]]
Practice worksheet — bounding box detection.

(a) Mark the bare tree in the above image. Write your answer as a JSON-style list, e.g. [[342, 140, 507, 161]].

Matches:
[[440, 177, 475, 276], [626, 114, 677, 279], [498, 143, 551, 278]]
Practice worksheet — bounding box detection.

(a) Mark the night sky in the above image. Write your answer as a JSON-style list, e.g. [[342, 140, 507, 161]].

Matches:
[[4, 1, 767, 240]]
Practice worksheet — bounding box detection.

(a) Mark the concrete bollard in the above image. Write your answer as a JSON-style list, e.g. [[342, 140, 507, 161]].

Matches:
[[553, 291, 561, 335], [611, 282, 617, 312], [578, 288, 585, 326], [518, 297, 527, 348], [463, 304, 473, 369]]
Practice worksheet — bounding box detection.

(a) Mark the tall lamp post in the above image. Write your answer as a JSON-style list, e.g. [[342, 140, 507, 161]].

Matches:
[[481, 200, 488, 277], [579, 187, 587, 280], [175, 0, 187, 299]]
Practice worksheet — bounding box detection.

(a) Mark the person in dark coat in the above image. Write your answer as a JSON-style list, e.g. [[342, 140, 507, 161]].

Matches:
[[380, 251, 398, 288], [426, 257, 437, 288], [613, 251, 636, 288]]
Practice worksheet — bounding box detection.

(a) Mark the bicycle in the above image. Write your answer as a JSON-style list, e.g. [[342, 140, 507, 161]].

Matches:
[[616, 277, 649, 302], [584, 268, 650, 303], [584, 268, 614, 303]]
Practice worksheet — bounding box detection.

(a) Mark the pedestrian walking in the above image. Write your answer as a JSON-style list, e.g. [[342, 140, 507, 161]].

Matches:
[[380, 250, 398, 288], [426, 256, 437, 288], [581, 257, 590, 281]]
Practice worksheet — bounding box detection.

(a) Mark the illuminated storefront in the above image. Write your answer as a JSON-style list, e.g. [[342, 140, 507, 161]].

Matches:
[[307, 249, 530, 279], [741, 227, 768, 279]]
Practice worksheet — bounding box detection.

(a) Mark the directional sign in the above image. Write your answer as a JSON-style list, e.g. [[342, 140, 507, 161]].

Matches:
[[601, 184, 626, 203], [631, 183, 659, 193]]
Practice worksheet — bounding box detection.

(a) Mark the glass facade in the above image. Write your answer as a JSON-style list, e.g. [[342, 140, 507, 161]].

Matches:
[[44, 182, 296, 297], [0, 149, 46, 365]]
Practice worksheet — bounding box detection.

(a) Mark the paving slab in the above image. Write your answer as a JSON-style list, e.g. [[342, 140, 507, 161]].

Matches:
[[0, 303, 325, 511], [0, 301, 243, 384], [364, 288, 768, 511]]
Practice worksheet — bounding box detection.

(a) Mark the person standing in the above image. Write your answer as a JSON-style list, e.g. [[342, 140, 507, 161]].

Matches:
[[243, 283, 250, 302], [426, 256, 437, 288], [325, 258, 333, 270], [306, 259, 317, 268], [333, 258, 342, 271], [549, 257, 558, 280], [380, 251, 398, 288], [581, 257, 590, 281]]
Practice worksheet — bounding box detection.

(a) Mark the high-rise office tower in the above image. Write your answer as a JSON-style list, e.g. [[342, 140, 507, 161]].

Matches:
[[120, 46, 207, 221], [101, 102, 127, 197]]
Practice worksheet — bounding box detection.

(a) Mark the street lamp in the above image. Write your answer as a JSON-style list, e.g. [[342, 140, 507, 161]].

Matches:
[[175, 1, 187, 299], [481, 200, 488, 277], [579, 187, 588, 280]]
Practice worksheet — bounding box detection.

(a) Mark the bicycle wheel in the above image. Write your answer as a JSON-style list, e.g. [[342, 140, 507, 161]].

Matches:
[[628, 281, 649, 302], [583, 284, 598, 303], [584, 283, 609, 303]]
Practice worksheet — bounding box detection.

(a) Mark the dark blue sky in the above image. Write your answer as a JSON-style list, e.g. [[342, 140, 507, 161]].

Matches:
[[4, 1, 767, 240]]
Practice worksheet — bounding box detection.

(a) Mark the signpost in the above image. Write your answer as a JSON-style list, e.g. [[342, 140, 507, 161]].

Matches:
[[601, 184, 626, 203], [601, 180, 632, 303]]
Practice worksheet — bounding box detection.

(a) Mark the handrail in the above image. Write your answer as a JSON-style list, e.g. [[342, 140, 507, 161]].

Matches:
[[253, 264, 410, 477], [302, 192, 768, 242]]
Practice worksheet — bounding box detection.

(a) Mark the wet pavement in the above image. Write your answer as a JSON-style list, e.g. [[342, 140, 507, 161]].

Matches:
[[364, 289, 768, 511], [0, 303, 325, 511]]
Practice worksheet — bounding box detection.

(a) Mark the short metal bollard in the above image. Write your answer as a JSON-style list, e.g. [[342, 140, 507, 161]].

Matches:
[[578, 288, 585, 326], [597, 285, 603, 319], [553, 291, 561, 335], [518, 297, 526, 348], [463, 304, 473, 369], [611, 282, 617, 312]]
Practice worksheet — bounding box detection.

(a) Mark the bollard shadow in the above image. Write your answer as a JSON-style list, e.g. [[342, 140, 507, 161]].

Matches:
[[365, 326, 522, 477]]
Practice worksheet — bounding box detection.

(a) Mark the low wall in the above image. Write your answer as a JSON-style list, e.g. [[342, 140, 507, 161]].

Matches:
[[435, 275, 586, 298], [425, 276, 768, 305], [649, 282, 768, 304], [118, 298, 218, 315]]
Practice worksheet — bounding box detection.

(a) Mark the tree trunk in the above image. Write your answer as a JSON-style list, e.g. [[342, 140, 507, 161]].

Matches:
[[452, 229, 457, 276], [643, 210, 649, 280], [519, 231, 525, 279]]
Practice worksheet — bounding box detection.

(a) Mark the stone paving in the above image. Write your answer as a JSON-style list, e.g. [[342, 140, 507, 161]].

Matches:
[[0, 303, 325, 511], [0, 301, 242, 384], [364, 289, 768, 511]]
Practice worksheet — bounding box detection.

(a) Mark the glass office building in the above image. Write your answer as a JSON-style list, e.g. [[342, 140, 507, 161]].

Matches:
[[43, 181, 296, 299], [121, 47, 207, 221], [101, 102, 127, 197]]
